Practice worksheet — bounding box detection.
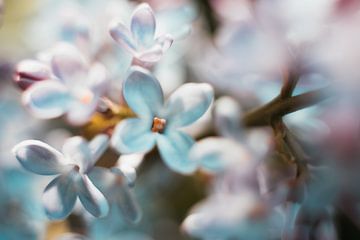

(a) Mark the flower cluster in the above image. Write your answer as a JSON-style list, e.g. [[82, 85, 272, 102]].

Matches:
[[2, 0, 360, 239]]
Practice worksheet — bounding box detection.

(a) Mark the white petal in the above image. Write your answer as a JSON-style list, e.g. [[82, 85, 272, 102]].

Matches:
[[13, 140, 66, 175], [23, 80, 70, 119], [131, 3, 156, 48], [109, 21, 137, 53], [77, 175, 109, 218], [42, 171, 78, 220], [165, 83, 214, 128]]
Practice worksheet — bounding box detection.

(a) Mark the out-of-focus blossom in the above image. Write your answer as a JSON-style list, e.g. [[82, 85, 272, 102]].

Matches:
[[14, 59, 51, 90], [0, 168, 46, 240], [12, 134, 110, 219], [111, 67, 213, 174], [89, 166, 142, 224], [109, 3, 174, 63], [22, 43, 108, 125]]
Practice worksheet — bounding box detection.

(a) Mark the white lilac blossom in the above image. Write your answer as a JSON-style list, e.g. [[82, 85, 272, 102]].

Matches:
[[12, 134, 110, 220], [109, 3, 173, 63], [22, 43, 108, 125], [111, 66, 213, 174]]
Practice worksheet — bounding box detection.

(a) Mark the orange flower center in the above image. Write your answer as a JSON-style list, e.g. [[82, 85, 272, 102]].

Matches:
[[151, 117, 166, 133]]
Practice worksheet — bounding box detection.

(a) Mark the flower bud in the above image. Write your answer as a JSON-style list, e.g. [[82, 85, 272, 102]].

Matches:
[[13, 60, 51, 90]]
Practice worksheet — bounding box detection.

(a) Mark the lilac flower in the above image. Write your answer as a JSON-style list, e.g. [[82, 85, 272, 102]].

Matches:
[[12, 134, 110, 220], [111, 67, 213, 174], [109, 3, 173, 63], [22, 43, 108, 125]]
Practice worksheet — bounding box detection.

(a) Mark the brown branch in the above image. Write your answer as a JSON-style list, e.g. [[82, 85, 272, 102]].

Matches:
[[242, 86, 331, 127]]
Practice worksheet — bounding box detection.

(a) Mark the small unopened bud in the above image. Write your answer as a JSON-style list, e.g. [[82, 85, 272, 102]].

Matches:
[[14, 60, 51, 90]]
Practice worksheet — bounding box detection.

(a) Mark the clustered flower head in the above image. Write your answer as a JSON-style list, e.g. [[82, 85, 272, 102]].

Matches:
[[5, 0, 360, 239]]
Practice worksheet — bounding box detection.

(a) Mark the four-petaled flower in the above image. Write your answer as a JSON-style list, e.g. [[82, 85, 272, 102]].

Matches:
[[22, 43, 108, 125], [111, 67, 214, 174], [109, 3, 173, 63], [12, 134, 110, 220]]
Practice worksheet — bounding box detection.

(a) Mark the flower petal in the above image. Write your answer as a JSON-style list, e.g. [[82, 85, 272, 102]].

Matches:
[[51, 43, 88, 84], [109, 21, 137, 53], [14, 59, 51, 90], [42, 172, 78, 220], [189, 137, 253, 173], [87, 63, 108, 94], [157, 130, 196, 174], [214, 96, 243, 140], [155, 34, 174, 53], [77, 175, 109, 218], [111, 118, 156, 154], [131, 3, 156, 48], [89, 134, 109, 166], [165, 83, 214, 128], [135, 44, 163, 63], [123, 67, 164, 118], [66, 99, 98, 126], [62, 136, 92, 173], [12, 140, 66, 175], [111, 168, 142, 223], [23, 80, 71, 119]]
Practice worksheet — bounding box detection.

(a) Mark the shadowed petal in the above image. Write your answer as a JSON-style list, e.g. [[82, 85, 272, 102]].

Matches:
[[214, 96, 243, 140], [131, 3, 156, 48], [156, 34, 174, 52], [12, 140, 66, 175], [165, 83, 213, 129], [111, 118, 156, 154], [135, 44, 163, 63], [66, 100, 97, 126], [23, 80, 70, 119], [51, 43, 87, 84], [111, 168, 142, 223], [123, 67, 164, 118], [62, 136, 92, 173], [189, 137, 253, 173], [77, 175, 109, 218], [109, 21, 137, 53], [157, 131, 196, 174], [89, 134, 109, 167], [87, 63, 108, 94], [42, 172, 78, 220]]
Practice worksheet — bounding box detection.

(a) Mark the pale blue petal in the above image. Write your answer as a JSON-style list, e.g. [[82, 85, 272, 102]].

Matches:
[[111, 168, 142, 223], [165, 83, 213, 128], [123, 67, 164, 118], [62, 136, 92, 173], [12, 140, 66, 175], [214, 96, 243, 140], [131, 3, 156, 48], [42, 171, 78, 220], [157, 131, 196, 174], [77, 175, 109, 218], [23, 80, 71, 119], [111, 118, 156, 154], [114, 165, 137, 187], [109, 21, 137, 53], [189, 137, 252, 173], [88, 134, 109, 167]]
